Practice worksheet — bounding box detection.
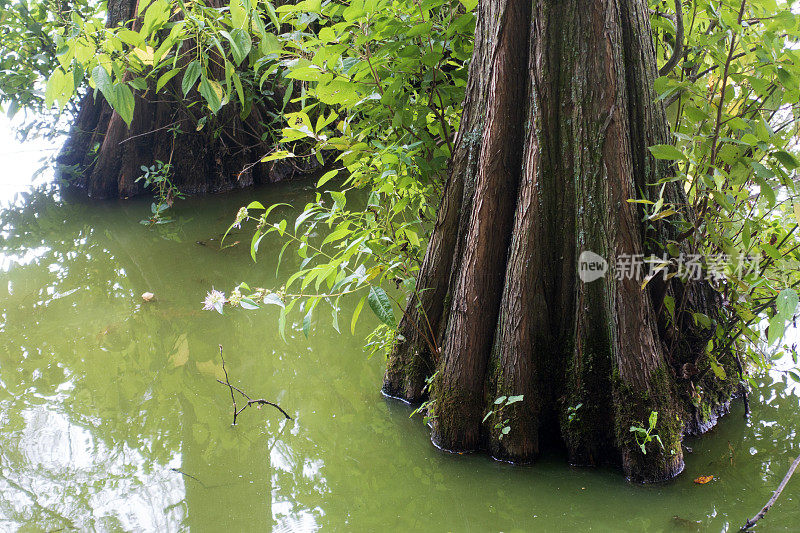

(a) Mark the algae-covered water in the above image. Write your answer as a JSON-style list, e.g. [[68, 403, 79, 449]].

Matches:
[[0, 138, 799, 531]]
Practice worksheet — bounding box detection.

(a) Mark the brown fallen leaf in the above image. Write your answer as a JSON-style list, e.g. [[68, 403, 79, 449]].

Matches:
[[694, 475, 714, 484], [142, 292, 155, 302]]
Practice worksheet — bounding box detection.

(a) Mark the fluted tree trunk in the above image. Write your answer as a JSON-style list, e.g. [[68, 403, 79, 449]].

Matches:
[[57, 0, 305, 199], [385, 0, 738, 483]]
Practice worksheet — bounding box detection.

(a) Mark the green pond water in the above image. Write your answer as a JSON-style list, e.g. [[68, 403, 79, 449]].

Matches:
[[0, 165, 799, 531]]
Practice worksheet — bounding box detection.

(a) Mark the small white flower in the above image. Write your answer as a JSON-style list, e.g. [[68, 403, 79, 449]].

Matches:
[[233, 207, 248, 229], [229, 288, 242, 307], [202, 289, 226, 314]]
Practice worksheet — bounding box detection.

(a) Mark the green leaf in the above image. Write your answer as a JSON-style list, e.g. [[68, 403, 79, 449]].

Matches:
[[317, 169, 339, 188], [287, 66, 327, 82], [199, 77, 223, 113], [768, 313, 787, 346], [751, 162, 777, 208], [367, 286, 395, 327], [506, 395, 524, 405], [182, 61, 201, 96], [648, 144, 686, 160], [140, 0, 169, 35], [224, 28, 252, 65], [117, 28, 144, 47], [494, 396, 507, 405], [407, 22, 432, 37], [263, 293, 285, 308], [240, 297, 260, 310], [774, 150, 799, 170], [91, 65, 112, 97], [709, 358, 726, 380], [230, 0, 247, 27], [44, 70, 65, 108], [128, 77, 146, 91], [351, 294, 366, 334], [112, 84, 135, 126], [232, 71, 245, 106], [316, 80, 360, 105], [263, 1, 279, 28], [776, 289, 798, 321], [156, 68, 180, 92]]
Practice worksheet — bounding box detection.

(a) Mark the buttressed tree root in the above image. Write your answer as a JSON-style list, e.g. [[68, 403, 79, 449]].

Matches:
[[384, 0, 739, 483]]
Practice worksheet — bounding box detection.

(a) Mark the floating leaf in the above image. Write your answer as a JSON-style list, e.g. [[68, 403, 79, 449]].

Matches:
[[693, 475, 714, 484]]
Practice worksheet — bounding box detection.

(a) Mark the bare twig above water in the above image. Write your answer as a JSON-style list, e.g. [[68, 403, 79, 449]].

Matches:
[[217, 344, 292, 425], [740, 453, 800, 530]]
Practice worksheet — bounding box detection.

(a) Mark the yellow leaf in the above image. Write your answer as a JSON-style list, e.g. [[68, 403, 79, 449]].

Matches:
[[133, 46, 155, 66], [169, 334, 189, 367], [693, 475, 714, 484], [195, 359, 224, 380], [208, 79, 224, 102], [793, 201, 800, 228]]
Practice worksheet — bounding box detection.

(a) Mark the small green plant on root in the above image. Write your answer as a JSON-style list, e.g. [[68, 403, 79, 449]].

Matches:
[[482, 395, 524, 440], [630, 410, 665, 455], [136, 159, 183, 226]]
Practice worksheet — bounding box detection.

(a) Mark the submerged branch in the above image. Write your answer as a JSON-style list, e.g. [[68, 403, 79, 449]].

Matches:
[[217, 344, 292, 425], [740, 453, 800, 530]]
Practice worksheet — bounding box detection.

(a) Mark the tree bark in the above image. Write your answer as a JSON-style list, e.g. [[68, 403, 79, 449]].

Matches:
[[57, 0, 309, 199], [386, 0, 739, 483]]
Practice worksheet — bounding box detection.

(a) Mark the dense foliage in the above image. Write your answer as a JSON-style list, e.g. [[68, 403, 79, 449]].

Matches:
[[1, 0, 800, 385]]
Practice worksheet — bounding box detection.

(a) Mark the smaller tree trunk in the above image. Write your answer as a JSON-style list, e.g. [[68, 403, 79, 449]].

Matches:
[[57, 0, 310, 199]]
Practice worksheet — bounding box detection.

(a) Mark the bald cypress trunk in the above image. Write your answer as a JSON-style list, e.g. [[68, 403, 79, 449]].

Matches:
[[57, 0, 307, 199], [385, 0, 738, 483]]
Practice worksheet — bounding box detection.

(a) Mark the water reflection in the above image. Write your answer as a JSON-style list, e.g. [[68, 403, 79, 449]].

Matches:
[[0, 183, 798, 531], [0, 184, 334, 530]]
